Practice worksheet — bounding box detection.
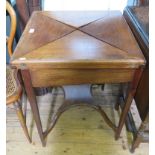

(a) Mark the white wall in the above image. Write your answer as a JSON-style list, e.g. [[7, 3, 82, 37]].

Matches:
[[43, 0, 130, 12]]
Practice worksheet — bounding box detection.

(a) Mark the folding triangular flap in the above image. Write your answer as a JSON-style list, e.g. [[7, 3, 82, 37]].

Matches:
[[12, 12, 75, 60], [23, 30, 134, 61], [80, 11, 142, 57], [41, 11, 108, 28]]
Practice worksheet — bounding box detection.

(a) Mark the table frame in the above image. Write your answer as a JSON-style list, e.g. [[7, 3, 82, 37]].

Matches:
[[19, 65, 144, 146]]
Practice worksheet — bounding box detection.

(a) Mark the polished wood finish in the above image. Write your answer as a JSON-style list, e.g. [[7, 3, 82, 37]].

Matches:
[[123, 6, 149, 121], [11, 11, 145, 147], [11, 12, 75, 60], [29, 68, 135, 87], [80, 11, 142, 56], [41, 11, 108, 28], [6, 1, 17, 56], [123, 6, 149, 151], [11, 11, 145, 68]]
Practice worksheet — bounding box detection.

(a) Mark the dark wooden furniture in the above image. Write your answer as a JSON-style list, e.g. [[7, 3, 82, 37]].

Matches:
[[11, 11, 145, 146], [124, 6, 149, 121], [16, 0, 42, 31], [123, 6, 149, 152], [6, 1, 31, 143], [16, 0, 30, 31], [131, 113, 149, 152], [137, 0, 149, 6]]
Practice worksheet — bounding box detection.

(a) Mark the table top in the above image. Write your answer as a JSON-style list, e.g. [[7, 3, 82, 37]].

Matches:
[[11, 11, 145, 69]]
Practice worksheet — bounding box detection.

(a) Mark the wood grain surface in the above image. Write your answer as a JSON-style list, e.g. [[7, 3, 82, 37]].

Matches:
[[11, 10, 145, 70], [9, 10, 146, 147], [29, 68, 135, 87]]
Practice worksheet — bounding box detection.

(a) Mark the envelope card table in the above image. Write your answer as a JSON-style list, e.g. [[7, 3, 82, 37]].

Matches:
[[11, 11, 145, 146]]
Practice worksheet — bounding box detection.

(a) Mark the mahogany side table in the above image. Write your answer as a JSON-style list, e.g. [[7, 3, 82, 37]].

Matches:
[[11, 11, 145, 146]]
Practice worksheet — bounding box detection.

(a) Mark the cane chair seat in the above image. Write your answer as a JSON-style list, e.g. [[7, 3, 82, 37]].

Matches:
[[6, 67, 17, 97], [6, 66, 22, 105], [6, 1, 31, 143]]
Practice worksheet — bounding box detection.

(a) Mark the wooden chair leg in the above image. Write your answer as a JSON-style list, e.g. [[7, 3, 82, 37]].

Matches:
[[114, 98, 120, 111], [22, 91, 27, 120], [130, 136, 141, 153], [13, 101, 31, 143], [131, 113, 149, 153], [115, 84, 123, 111]]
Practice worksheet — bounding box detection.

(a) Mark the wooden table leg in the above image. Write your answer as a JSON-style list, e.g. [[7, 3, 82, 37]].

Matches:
[[130, 135, 141, 153], [13, 101, 31, 143], [21, 69, 46, 146], [115, 67, 144, 140]]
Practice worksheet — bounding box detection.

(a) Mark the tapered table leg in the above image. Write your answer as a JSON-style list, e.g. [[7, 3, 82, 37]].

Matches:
[[14, 101, 31, 143], [21, 69, 46, 146], [130, 136, 141, 153], [115, 67, 144, 140]]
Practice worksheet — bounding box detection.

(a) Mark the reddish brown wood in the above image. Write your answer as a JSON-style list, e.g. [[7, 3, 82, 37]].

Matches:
[[139, 0, 149, 6], [135, 68, 148, 120], [27, 0, 42, 15], [16, 0, 42, 30], [16, 0, 30, 31], [11, 12, 75, 60], [10, 11, 146, 146], [115, 67, 144, 140], [11, 11, 145, 69], [21, 69, 46, 146], [29, 68, 135, 87], [123, 6, 149, 151], [123, 6, 149, 121], [80, 11, 142, 55]]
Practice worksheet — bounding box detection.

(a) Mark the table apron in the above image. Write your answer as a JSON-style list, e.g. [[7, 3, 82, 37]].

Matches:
[[27, 68, 135, 87]]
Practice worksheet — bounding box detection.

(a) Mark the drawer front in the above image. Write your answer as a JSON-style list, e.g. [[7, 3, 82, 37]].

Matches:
[[29, 68, 135, 87]]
